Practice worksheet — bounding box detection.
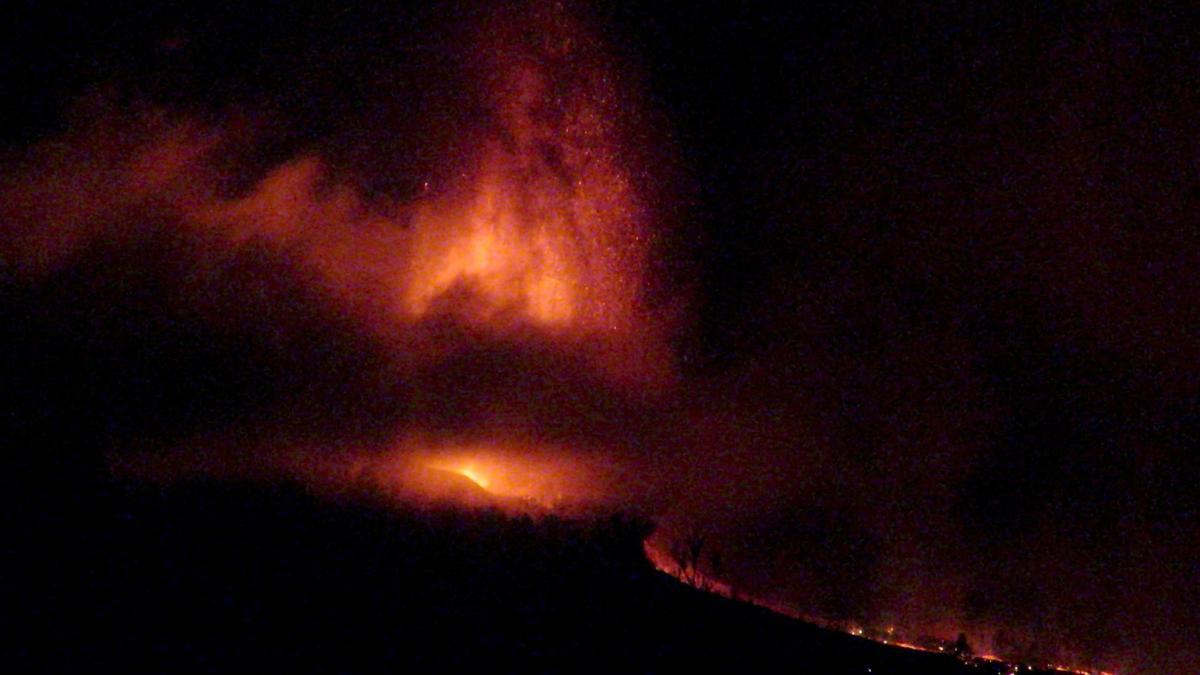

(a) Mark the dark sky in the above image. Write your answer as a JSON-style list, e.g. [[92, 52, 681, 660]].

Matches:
[[2, 2, 1197, 672]]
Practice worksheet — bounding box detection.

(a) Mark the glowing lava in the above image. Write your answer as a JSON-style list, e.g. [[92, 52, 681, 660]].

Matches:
[[454, 465, 490, 490], [388, 441, 610, 512], [644, 532, 1117, 675], [400, 61, 649, 342]]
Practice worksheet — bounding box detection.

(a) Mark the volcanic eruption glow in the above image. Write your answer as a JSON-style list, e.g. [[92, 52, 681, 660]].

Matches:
[[9, 1, 1180, 672], [402, 128, 641, 337], [390, 19, 656, 363], [406, 442, 610, 509], [71, 2, 664, 519], [454, 465, 490, 490]]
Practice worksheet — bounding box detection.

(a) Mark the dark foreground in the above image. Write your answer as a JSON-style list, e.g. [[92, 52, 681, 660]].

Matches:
[[9, 478, 1046, 674]]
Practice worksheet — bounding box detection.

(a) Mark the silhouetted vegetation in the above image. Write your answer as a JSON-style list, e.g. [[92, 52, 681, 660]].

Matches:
[[953, 632, 973, 658], [668, 528, 708, 589]]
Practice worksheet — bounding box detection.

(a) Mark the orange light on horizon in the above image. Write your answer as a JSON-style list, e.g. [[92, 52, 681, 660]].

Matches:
[[455, 465, 491, 490], [397, 442, 608, 512]]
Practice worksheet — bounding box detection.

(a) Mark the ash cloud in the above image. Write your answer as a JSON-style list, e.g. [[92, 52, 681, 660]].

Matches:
[[0, 1, 678, 492]]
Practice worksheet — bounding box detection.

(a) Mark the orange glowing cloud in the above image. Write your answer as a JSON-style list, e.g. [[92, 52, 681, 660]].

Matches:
[[3, 4, 668, 386], [20, 3, 675, 514], [399, 57, 651, 346]]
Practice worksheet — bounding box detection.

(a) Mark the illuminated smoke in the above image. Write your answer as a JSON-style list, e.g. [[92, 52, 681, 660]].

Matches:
[[1, 3, 671, 383], [2, 3, 677, 513]]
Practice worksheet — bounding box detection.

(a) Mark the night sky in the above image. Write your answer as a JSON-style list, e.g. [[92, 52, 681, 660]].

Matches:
[[3, 2, 1198, 672]]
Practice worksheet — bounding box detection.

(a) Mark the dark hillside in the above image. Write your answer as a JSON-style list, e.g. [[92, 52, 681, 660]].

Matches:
[[10, 478, 1044, 674]]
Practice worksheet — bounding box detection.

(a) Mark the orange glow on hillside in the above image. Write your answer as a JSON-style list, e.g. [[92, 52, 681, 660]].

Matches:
[[454, 465, 491, 490], [643, 533, 1117, 675], [375, 441, 610, 512]]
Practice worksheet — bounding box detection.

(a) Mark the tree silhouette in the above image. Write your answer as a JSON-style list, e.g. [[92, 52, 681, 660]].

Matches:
[[953, 632, 973, 659], [669, 529, 708, 590]]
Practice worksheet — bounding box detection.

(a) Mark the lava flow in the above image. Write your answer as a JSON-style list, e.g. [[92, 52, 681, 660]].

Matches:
[[452, 464, 490, 490], [380, 440, 612, 511], [643, 532, 1116, 675]]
